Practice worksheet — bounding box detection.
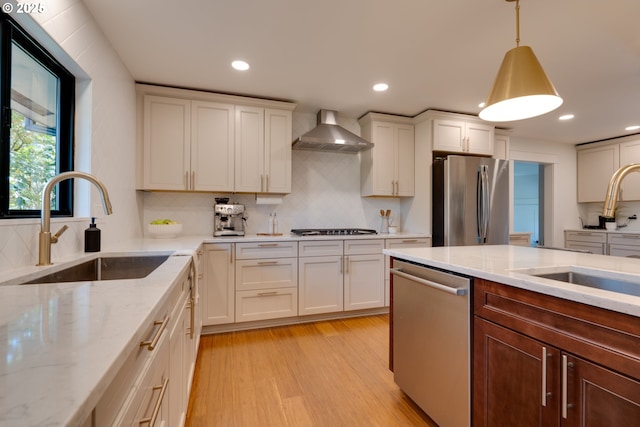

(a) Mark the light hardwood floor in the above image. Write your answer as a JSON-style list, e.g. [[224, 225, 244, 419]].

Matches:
[[185, 314, 437, 427]]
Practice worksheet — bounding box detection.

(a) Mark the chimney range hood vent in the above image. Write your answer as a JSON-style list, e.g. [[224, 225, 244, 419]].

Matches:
[[292, 110, 374, 153]]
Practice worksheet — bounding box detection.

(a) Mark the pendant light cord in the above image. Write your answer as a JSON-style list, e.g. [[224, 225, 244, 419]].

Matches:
[[515, 0, 520, 47]]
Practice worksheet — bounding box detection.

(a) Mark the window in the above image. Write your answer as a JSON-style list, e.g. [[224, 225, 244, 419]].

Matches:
[[0, 13, 74, 218]]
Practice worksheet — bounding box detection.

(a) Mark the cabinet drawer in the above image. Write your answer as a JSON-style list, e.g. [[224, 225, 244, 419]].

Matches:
[[236, 287, 298, 322], [235, 258, 297, 291], [344, 239, 384, 255], [113, 332, 170, 427], [608, 233, 640, 247], [384, 237, 430, 250], [299, 240, 343, 257], [565, 231, 606, 244], [608, 244, 640, 258], [235, 241, 298, 259], [95, 298, 173, 426]]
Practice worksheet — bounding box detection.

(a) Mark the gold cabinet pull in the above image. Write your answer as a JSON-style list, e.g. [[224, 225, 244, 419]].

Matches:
[[257, 261, 278, 265], [258, 243, 279, 247], [139, 377, 169, 426], [258, 291, 278, 296], [140, 315, 169, 351]]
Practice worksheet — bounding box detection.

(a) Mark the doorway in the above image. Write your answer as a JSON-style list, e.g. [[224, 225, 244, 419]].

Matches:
[[513, 161, 544, 246]]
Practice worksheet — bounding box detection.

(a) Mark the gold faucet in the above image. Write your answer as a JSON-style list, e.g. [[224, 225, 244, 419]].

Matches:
[[38, 171, 113, 266], [601, 163, 640, 220]]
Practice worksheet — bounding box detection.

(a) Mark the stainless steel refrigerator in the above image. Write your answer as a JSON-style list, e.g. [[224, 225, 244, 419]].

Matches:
[[432, 155, 509, 246]]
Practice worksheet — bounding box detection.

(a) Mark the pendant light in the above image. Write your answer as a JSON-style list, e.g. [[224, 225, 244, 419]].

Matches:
[[479, 0, 562, 122]]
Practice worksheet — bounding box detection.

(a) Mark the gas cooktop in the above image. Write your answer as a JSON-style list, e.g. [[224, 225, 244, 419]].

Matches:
[[291, 228, 378, 236]]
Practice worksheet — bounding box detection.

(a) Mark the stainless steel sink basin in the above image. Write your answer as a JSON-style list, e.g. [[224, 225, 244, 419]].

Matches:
[[531, 270, 640, 298], [23, 255, 170, 284]]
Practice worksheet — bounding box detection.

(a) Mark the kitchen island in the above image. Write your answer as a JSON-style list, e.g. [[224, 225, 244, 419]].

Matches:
[[384, 245, 640, 426], [384, 244, 640, 316]]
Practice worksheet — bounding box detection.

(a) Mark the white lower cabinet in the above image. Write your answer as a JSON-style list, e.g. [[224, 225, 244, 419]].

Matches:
[[564, 231, 606, 254], [95, 259, 198, 427], [234, 242, 298, 322], [202, 243, 235, 325], [298, 240, 385, 315], [607, 233, 640, 257], [298, 241, 344, 315]]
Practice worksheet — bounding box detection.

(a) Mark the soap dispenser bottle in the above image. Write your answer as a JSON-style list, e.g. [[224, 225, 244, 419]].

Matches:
[[85, 217, 101, 252]]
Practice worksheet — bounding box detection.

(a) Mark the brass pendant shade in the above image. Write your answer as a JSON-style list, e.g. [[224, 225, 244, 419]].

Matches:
[[479, 0, 562, 122]]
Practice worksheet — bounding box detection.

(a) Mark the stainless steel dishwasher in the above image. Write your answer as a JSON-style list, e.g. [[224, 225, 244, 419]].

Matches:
[[391, 260, 471, 427]]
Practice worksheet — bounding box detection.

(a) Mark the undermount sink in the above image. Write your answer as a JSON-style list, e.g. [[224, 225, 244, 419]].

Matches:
[[523, 267, 640, 298], [23, 254, 170, 284]]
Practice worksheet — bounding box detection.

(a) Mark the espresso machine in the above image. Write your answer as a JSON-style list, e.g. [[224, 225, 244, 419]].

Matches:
[[213, 198, 246, 236]]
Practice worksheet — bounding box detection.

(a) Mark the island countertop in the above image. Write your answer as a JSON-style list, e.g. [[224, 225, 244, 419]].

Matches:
[[383, 245, 640, 317]]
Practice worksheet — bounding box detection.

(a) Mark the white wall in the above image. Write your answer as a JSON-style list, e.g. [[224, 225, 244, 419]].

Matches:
[[0, 1, 139, 270], [510, 137, 581, 246]]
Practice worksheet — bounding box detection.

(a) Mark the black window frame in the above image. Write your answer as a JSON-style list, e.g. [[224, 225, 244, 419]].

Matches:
[[0, 12, 75, 219]]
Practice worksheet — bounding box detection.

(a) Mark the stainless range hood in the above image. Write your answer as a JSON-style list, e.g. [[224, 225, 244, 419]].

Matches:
[[292, 110, 374, 153]]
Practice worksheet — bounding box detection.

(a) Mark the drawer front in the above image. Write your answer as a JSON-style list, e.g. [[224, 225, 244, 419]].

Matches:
[[235, 287, 298, 322], [344, 239, 384, 255], [384, 237, 430, 250], [299, 240, 343, 257], [608, 233, 640, 247], [566, 241, 605, 255], [235, 241, 298, 259], [95, 300, 173, 426], [608, 244, 640, 258], [565, 231, 606, 244], [113, 332, 170, 427], [235, 258, 298, 291]]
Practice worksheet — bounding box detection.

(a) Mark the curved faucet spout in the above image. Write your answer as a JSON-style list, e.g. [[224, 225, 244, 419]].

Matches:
[[602, 163, 640, 219], [38, 171, 113, 266]]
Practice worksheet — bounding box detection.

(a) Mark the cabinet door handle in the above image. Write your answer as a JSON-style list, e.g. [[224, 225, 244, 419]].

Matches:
[[260, 174, 264, 192], [258, 243, 279, 247], [191, 171, 195, 190], [542, 347, 550, 407], [257, 261, 278, 265], [139, 377, 169, 426], [140, 316, 169, 351], [258, 291, 278, 296], [184, 171, 189, 190], [266, 174, 270, 192], [401, 239, 419, 243], [345, 256, 349, 274], [562, 355, 574, 419]]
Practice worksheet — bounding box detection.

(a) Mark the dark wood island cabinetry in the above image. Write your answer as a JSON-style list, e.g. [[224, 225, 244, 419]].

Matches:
[[473, 278, 640, 427]]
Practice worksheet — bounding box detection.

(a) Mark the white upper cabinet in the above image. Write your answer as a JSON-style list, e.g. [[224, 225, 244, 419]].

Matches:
[[432, 117, 494, 156], [191, 101, 235, 191], [577, 143, 620, 203], [618, 139, 640, 201], [576, 137, 640, 203], [142, 96, 191, 191], [359, 113, 415, 197], [235, 106, 292, 193], [137, 84, 295, 193]]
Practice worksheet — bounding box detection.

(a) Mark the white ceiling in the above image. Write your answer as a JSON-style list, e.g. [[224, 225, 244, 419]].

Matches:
[[81, 0, 640, 145]]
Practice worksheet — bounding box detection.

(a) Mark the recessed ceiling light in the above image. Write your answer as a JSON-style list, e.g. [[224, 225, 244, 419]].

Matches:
[[373, 83, 388, 92], [231, 60, 250, 71], [559, 114, 574, 121], [626, 125, 640, 131]]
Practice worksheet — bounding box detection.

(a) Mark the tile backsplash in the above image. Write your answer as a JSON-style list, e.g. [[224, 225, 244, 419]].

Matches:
[[142, 149, 403, 237]]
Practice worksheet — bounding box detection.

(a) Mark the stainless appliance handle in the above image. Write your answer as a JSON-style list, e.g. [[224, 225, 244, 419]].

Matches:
[[476, 165, 489, 244], [391, 268, 468, 296]]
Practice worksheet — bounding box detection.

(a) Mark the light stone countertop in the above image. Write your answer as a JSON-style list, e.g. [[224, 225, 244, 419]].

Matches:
[[0, 232, 429, 427], [384, 245, 640, 317]]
